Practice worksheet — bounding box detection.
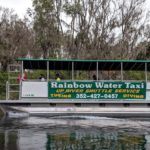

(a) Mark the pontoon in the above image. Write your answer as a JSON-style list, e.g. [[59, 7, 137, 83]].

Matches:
[[1, 58, 150, 117]]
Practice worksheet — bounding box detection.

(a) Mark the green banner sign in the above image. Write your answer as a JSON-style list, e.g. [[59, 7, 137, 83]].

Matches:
[[48, 81, 146, 100]]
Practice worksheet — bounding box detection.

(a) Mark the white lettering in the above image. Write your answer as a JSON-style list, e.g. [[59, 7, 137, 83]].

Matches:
[[51, 82, 58, 88]]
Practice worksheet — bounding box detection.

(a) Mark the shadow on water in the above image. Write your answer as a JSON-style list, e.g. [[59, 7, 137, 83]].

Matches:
[[0, 116, 150, 150]]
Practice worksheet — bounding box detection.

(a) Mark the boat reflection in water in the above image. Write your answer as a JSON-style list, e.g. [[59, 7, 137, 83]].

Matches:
[[0, 116, 150, 150], [46, 130, 146, 150]]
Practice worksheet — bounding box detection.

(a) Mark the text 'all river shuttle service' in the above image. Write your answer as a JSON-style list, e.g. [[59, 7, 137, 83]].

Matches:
[[1, 58, 150, 117]]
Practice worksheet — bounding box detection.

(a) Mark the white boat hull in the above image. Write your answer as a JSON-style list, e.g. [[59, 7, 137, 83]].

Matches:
[[3, 106, 150, 117]]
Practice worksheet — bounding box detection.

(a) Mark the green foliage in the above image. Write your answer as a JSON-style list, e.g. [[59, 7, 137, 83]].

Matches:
[[136, 42, 150, 60], [33, 0, 62, 58], [146, 43, 150, 58], [124, 71, 145, 81], [74, 71, 90, 80], [0, 72, 8, 100], [136, 51, 146, 60], [33, 0, 54, 12], [26, 70, 71, 80], [63, 3, 82, 15]]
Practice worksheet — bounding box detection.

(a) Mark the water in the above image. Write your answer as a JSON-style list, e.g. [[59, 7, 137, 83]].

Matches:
[[0, 116, 150, 150]]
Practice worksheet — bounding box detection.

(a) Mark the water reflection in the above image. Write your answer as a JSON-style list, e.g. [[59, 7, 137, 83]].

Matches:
[[0, 129, 147, 150], [0, 117, 150, 150], [0, 131, 19, 150], [46, 131, 146, 150]]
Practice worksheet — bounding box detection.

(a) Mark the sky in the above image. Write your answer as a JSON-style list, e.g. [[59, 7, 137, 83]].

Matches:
[[0, 0, 33, 18], [0, 0, 150, 19]]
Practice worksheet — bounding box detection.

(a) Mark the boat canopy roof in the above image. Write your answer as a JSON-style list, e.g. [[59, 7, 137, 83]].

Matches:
[[16, 58, 150, 71]]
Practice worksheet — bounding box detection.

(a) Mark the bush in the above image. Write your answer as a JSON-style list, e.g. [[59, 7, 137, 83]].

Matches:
[[0, 72, 8, 100]]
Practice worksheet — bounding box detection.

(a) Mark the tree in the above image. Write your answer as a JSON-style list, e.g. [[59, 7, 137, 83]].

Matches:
[[63, 0, 148, 60], [32, 0, 63, 58], [116, 0, 146, 59], [0, 7, 34, 70]]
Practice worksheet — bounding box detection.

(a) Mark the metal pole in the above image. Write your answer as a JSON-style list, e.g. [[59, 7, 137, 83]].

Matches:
[[8, 81, 10, 100], [47, 61, 49, 81], [21, 61, 24, 77], [6, 81, 8, 100], [121, 62, 123, 81], [19, 61, 24, 100], [145, 62, 147, 82], [96, 62, 99, 80], [72, 62, 74, 80]]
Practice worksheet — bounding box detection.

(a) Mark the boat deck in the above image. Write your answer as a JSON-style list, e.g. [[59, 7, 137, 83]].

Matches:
[[1, 100, 150, 104]]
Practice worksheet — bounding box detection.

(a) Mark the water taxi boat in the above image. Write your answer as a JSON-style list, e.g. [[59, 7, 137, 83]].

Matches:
[[1, 58, 150, 117]]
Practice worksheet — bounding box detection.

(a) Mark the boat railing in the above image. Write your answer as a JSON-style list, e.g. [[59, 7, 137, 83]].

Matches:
[[21, 79, 147, 82], [6, 64, 21, 100]]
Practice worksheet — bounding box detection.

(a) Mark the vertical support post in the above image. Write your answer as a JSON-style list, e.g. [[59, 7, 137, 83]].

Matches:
[[19, 61, 24, 100], [21, 61, 24, 77], [47, 61, 49, 81], [121, 62, 123, 81], [72, 62, 74, 80], [6, 81, 8, 100], [145, 62, 147, 82], [96, 61, 99, 80], [8, 81, 10, 100], [7, 66, 10, 100]]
